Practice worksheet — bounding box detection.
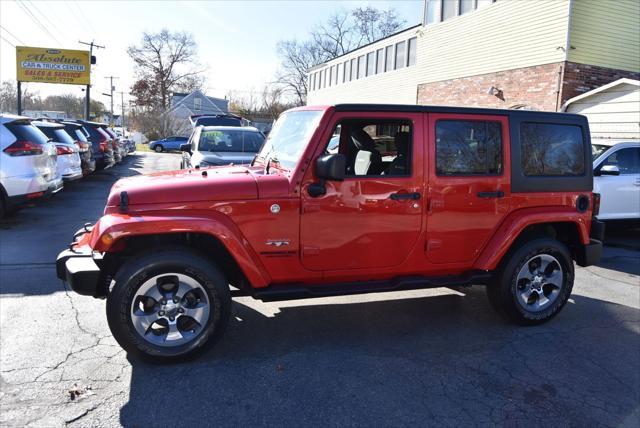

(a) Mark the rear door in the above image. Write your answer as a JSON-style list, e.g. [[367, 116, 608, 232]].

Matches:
[[425, 113, 510, 264]]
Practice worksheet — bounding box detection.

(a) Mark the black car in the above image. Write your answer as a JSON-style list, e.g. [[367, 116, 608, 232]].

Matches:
[[78, 120, 115, 169], [61, 121, 96, 175]]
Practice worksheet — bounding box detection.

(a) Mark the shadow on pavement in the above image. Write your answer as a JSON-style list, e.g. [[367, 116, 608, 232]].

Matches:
[[120, 288, 640, 426]]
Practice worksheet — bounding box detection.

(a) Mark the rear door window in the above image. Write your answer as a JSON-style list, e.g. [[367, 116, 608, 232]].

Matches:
[[435, 120, 502, 175], [520, 123, 585, 176]]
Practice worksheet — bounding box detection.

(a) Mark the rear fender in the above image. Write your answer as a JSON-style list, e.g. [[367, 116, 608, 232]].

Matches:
[[474, 207, 590, 271], [88, 212, 271, 288]]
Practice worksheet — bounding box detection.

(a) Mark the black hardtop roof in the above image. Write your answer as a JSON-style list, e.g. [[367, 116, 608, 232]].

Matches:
[[332, 104, 586, 120]]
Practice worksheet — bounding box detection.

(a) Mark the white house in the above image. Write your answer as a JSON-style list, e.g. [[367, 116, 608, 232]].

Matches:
[[562, 78, 640, 141]]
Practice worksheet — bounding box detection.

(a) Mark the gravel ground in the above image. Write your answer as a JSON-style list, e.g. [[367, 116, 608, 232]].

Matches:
[[1, 151, 638, 427]]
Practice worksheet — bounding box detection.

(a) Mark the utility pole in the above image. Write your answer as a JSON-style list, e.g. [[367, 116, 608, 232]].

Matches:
[[117, 91, 126, 132], [78, 40, 104, 120], [105, 76, 119, 126]]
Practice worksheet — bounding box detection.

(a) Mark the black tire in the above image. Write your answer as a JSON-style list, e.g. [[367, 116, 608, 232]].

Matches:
[[154, 145, 163, 153], [106, 248, 231, 363], [487, 238, 574, 325]]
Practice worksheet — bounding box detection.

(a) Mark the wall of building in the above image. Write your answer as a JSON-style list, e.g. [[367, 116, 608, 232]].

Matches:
[[568, 0, 640, 73], [417, 63, 563, 111], [565, 81, 640, 141], [308, 0, 570, 105], [560, 62, 640, 105]]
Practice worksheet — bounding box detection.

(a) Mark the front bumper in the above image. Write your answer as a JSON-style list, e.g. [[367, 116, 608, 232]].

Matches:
[[56, 227, 103, 297]]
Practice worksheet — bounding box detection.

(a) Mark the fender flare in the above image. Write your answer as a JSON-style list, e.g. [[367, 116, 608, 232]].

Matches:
[[474, 207, 590, 271], [88, 212, 271, 288]]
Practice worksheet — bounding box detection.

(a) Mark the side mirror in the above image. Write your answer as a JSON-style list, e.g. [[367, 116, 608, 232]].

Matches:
[[180, 143, 191, 153], [599, 165, 620, 176], [316, 154, 345, 181]]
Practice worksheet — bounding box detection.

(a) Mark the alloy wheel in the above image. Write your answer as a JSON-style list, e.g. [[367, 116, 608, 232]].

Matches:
[[130, 273, 210, 347], [515, 254, 564, 312]]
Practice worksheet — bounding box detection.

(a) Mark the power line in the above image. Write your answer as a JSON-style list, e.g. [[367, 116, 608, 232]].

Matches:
[[72, 0, 92, 33], [0, 24, 26, 45], [25, 0, 68, 43], [15, 0, 63, 46], [0, 34, 16, 48], [67, 0, 92, 35], [63, 0, 91, 36]]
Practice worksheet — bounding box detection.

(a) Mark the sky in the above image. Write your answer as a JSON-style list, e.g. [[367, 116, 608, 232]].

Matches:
[[0, 0, 422, 110]]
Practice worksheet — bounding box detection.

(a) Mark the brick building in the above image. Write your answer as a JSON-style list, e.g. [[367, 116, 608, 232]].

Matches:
[[306, 0, 640, 112]]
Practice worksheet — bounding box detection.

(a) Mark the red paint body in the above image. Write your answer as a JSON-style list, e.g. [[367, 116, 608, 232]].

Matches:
[[78, 106, 595, 289]]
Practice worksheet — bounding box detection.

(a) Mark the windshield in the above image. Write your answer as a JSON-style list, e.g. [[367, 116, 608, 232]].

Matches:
[[198, 129, 265, 153], [592, 144, 611, 160], [255, 110, 323, 170]]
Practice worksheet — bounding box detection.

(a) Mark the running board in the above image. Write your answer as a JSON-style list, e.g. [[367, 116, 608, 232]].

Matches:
[[245, 271, 491, 302]]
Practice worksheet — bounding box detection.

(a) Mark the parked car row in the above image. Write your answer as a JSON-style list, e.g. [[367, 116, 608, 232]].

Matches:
[[0, 114, 135, 217]]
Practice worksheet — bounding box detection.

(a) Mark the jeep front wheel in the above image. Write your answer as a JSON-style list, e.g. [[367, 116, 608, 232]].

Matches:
[[487, 238, 574, 325], [106, 248, 231, 363]]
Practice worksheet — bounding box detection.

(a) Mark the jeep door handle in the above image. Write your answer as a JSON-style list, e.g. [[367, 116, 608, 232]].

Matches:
[[477, 191, 504, 198], [390, 192, 421, 200]]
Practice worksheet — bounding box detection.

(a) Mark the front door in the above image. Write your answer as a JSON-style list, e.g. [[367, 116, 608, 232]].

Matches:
[[300, 112, 424, 271], [595, 146, 640, 219], [425, 113, 511, 265]]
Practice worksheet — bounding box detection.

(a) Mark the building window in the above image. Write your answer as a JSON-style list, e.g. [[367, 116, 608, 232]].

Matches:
[[357, 55, 366, 79], [442, 0, 457, 20], [194, 97, 201, 111], [350, 58, 357, 80], [328, 66, 333, 87], [310, 74, 315, 91], [394, 41, 406, 70], [425, 0, 440, 24], [407, 37, 417, 66], [436, 120, 503, 175], [337, 63, 343, 85], [460, 0, 475, 15], [376, 48, 384, 74], [344, 60, 351, 82], [366, 52, 375, 77], [385, 45, 394, 71]]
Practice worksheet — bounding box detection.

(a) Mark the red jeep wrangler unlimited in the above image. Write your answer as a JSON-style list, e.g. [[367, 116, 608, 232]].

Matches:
[[57, 104, 604, 362]]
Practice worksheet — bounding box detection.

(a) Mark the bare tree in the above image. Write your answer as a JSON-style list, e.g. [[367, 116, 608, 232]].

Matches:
[[352, 6, 404, 44], [276, 6, 406, 104], [127, 29, 204, 110]]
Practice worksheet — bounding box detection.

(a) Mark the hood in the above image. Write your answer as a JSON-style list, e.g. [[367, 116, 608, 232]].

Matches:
[[106, 165, 258, 207], [199, 151, 256, 166]]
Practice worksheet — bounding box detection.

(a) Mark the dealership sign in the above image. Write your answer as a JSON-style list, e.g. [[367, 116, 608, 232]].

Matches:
[[16, 46, 90, 85]]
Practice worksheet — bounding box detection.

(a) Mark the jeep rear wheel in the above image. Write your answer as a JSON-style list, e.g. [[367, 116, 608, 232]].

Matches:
[[106, 248, 231, 363], [487, 238, 574, 325]]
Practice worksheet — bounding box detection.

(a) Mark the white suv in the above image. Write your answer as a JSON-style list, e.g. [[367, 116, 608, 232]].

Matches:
[[592, 140, 640, 220], [0, 115, 63, 217], [33, 121, 83, 181]]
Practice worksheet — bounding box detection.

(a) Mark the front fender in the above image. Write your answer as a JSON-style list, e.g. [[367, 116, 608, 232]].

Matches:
[[474, 207, 590, 271], [88, 211, 271, 288]]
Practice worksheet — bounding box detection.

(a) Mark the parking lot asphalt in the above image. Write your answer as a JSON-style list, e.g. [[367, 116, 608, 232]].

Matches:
[[0, 151, 638, 427]]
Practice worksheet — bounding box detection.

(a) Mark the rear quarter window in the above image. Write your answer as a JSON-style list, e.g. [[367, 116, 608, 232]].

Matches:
[[5, 123, 49, 145], [520, 123, 585, 176]]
